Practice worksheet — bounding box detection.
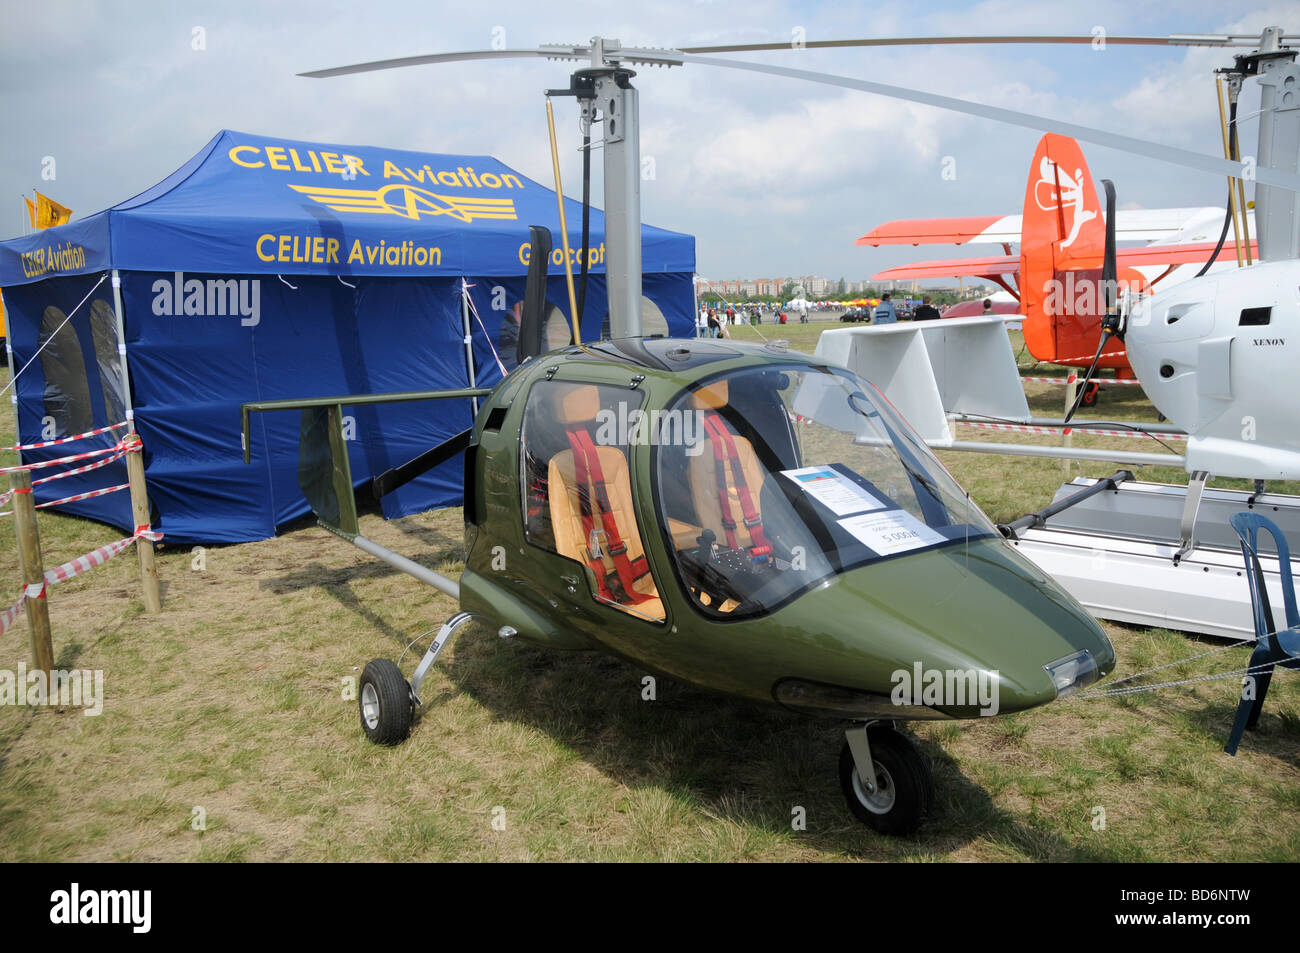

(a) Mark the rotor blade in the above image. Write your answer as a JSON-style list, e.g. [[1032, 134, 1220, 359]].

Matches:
[[371, 428, 472, 499], [1101, 179, 1117, 312], [300, 42, 686, 78], [1065, 180, 1119, 426], [518, 225, 553, 362], [300, 48, 574, 79], [301, 34, 1278, 78], [680, 53, 1300, 193], [680, 34, 1271, 54]]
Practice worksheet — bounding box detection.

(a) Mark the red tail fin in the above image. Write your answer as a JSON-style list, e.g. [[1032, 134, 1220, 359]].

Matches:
[[1020, 134, 1112, 364], [1019, 137, 1102, 364]]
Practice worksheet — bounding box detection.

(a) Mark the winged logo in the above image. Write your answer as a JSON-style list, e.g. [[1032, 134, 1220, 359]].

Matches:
[[289, 183, 517, 223]]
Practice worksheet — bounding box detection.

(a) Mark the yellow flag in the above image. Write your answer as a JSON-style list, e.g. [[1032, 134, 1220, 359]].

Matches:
[[34, 190, 73, 228], [25, 197, 36, 227]]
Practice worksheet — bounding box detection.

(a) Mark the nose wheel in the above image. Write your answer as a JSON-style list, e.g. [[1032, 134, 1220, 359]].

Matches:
[[358, 612, 477, 746], [359, 658, 414, 745], [839, 723, 933, 835]]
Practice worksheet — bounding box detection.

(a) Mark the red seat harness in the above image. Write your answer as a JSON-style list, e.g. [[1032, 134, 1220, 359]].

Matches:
[[565, 429, 653, 606], [701, 413, 772, 565]]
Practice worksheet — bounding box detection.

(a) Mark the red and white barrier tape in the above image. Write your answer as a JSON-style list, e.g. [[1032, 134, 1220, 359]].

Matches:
[[0, 485, 28, 511], [954, 420, 1186, 441], [32, 449, 127, 488], [0, 526, 162, 638], [1, 435, 137, 512], [0, 482, 128, 518], [3, 420, 128, 452], [43, 525, 161, 585], [0, 449, 130, 510], [0, 441, 126, 475], [1020, 375, 1142, 387], [0, 592, 30, 640], [1053, 350, 1127, 363]]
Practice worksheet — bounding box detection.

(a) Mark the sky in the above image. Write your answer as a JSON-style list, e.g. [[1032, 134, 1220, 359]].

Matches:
[[1, 0, 1294, 283]]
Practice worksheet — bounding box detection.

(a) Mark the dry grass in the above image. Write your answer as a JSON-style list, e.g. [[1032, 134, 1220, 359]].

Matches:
[[1, 328, 1297, 862]]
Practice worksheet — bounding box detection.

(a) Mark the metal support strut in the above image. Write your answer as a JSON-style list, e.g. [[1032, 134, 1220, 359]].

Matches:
[[1174, 470, 1211, 565], [1000, 469, 1134, 538], [409, 611, 476, 704], [845, 723, 877, 795]]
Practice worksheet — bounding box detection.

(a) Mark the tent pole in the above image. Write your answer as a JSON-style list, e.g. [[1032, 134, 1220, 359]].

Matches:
[[2, 287, 19, 449], [110, 270, 135, 426], [110, 269, 160, 612], [691, 276, 699, 335], [461, 284, 478, 416]]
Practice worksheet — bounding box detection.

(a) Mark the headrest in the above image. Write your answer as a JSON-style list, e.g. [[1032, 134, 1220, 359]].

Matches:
[[689, 380, 729, 411], [559, 385, 602, 424]]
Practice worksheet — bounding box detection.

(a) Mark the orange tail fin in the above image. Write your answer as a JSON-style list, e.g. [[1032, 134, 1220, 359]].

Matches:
[[1019, 134, 1109, 362]]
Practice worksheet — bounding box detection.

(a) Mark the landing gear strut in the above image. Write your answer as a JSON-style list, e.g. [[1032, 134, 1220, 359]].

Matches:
[[839, 722, 934, 835], [358, 611, 477, 745]]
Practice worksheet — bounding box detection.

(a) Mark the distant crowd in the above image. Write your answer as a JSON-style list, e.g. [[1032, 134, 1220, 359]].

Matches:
[[696, 294, 974, 336], [696, 303, 807, 335]]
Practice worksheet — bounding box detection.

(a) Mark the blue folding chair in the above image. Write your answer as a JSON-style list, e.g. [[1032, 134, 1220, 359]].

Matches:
[[1226, 512, 1300, 755]]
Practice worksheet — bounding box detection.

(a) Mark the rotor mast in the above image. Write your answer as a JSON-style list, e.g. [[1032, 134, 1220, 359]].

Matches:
[[1242, 26, 1300, 261], [1217, 26, 1300, 262], [588, 39, 644, 338], [544, 38, 683, 338]]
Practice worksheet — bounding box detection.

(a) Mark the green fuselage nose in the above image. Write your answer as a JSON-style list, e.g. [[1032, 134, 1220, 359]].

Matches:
[[618, 537, 1115, 719]]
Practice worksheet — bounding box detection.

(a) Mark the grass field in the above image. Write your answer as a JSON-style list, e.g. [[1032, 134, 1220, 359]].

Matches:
[[1, 324, 1297, 862]]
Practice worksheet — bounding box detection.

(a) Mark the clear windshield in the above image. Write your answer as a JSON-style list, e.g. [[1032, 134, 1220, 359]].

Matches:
[[654, 362, 997, 619]]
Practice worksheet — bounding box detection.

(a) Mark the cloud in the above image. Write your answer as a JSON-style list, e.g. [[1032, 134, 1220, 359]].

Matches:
[[1, 0, 1292, 280]]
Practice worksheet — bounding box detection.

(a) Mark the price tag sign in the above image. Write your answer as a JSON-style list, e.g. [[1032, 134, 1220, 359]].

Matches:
[[838, 509, 944, 555]]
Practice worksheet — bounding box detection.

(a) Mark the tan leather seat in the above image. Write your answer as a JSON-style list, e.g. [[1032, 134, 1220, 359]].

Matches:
[[547, 385, 665, 622], [686, 381, 768, 551]]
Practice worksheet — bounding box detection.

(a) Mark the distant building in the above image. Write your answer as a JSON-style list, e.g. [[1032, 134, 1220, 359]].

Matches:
[[698, 274, 866, 299]]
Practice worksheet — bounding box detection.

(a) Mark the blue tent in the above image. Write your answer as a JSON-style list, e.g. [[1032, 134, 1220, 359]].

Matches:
[[0, 130, 696, 543]]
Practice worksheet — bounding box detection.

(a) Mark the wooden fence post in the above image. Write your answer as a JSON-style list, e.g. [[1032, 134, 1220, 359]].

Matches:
[[124, 432, 161, 612], [1062, 371, 1077, 474], [11, 469, 54, 675]]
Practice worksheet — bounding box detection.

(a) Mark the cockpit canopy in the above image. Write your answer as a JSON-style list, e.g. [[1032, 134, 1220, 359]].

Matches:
[[654, 363, 999, 618], [519, 359, 998, 623]]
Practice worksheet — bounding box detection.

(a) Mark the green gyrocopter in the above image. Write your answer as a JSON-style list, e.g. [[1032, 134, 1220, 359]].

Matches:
[[244, 313, 1114, 835], [236, 31, 1290, 833]]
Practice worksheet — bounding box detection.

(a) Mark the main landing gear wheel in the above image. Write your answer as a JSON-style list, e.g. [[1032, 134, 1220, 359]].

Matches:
[[359, 658, 413, 745], [839, 725, 933, 835], [1080, 381, 1100, 408]]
